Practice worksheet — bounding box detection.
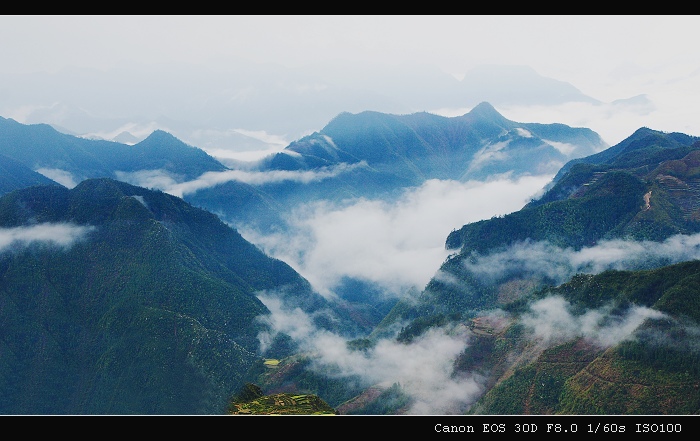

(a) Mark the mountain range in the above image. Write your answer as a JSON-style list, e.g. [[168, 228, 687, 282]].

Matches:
[[1, 104, 700, 414], [181, 101, 608, 234], [0, 103, 609, 316]]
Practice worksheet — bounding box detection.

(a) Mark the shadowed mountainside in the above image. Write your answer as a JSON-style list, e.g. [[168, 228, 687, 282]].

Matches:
[[0, 178, 355, 414]]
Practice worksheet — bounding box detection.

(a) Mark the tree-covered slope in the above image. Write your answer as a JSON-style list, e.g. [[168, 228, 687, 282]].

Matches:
[[353, 128, 700, 415], [549, 127, 700, 186], [0, 178, 334, 414], [413, 131, 700, 319], [0, 153, 61, 196]]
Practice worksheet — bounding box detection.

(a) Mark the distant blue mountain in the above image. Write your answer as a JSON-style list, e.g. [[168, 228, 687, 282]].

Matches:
[[0, 104, 609, 236], [0, 117, 227, 182], [186, 102, 608, 233], [458, 65, 600, 106], [262, 102, 605, 180], [0, 153, 60, 195]]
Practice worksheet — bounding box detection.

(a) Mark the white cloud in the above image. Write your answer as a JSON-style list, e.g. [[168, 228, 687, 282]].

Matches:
[[467, 140, 510, 172], [187, 128, 291, 163], [256, 293, 483, 415], [131, 195, 147, 208], [255, 255, 669, 414], [232, 128, 290, 147], [544, 139, 577, 156], [463, 234, 700, 286], [114, 169, 181, 193], [521, 295, 666, 348], [115, 163, 367, 198], [35, 168, 78, 188], [515, 127, 533, 138], [0, 223, 95, 252], [243, 174, 552, 299], [207, 148, 280, 163]]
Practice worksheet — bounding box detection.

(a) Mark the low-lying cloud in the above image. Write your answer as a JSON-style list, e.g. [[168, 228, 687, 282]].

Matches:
[[520, 295, 666, 348], [187, 128, 291, 163], [242, 174, 553, 299], [463, 233, 700, 286], [256, 293, 484, 415], [115, 162, 367, 198], [114, 169, 181, 193], [35, 167, 78, 188], [113, 168, 553, 300], [0, 223, 95, 252], [256, 287, 667, 414]]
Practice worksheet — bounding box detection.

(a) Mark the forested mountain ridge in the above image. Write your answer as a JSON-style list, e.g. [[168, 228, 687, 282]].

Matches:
[[0, 115, 285, 233], [0, 178, 350, 414], [550, 126, 699, 184], [466, 259, 700, 415], [379, 129, 700, 329], [0, 152, 60, 194]]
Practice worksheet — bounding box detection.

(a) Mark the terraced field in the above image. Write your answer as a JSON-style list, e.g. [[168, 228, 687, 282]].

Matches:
[[228, 393, 337, 415]]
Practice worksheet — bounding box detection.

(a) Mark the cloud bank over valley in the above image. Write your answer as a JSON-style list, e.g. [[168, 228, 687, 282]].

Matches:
[[240, 174, 554, 299], [462, 233, 700, 287]]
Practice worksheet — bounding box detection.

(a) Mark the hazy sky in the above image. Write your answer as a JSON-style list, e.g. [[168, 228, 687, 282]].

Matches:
[[1, 15, 694, 93], [2, 15, 700, 147]]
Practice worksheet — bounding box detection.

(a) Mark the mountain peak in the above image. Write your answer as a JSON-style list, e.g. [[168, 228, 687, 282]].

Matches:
[[629, 126, 659, 138], [467, 102, 505, 121], [135, 129, 200, 152], [141, 129, 180, 144]]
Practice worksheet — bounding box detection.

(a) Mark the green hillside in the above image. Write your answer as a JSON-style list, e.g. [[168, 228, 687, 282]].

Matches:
[[385, 132, 700, 329], [0, 178, 331, 414], [0, 153, 60, 195]]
